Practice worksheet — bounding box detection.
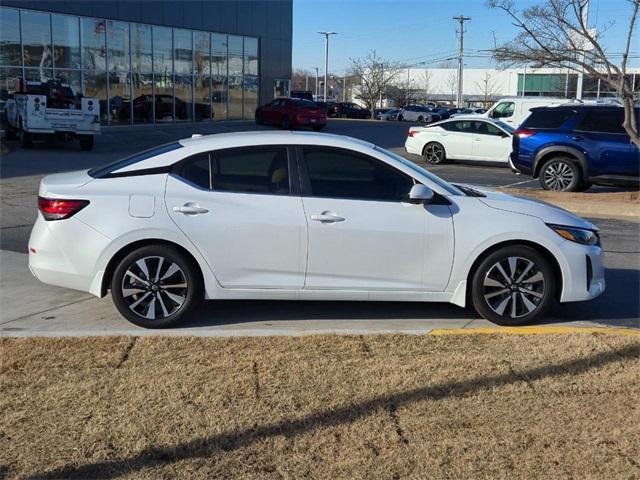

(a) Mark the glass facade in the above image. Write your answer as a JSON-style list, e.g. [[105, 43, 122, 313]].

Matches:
[[0, 6, 260, 124]]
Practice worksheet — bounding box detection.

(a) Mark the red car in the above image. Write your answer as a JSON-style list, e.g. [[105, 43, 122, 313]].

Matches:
[[255, 98, 326, 131]]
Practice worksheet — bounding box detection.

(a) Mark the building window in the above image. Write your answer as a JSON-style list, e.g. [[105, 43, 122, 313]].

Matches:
[[243, 37, 259, 120], [81, 18, 106, 71], [131, 23, 153, 123], [52, 14, 81, 69], [227, 35, 243, 120], [194, 31, 211, 121], [212, 33, 228, 121], [1, 8, 22, 66], [174, 29, 192, 121], [21, 10, 52, 69]]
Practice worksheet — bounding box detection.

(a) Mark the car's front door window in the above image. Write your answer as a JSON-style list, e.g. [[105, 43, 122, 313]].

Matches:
[[302, 147, 414, 202], [492, 102, 515, 119]]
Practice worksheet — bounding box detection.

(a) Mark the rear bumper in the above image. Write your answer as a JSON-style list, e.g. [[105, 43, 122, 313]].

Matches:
[[510, 152, 532, 175]]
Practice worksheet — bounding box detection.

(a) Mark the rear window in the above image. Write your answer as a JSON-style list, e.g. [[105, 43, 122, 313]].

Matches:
[[293, 99, 317, 108], [88, 142, 183, 178], [521, 109, 574, 129]]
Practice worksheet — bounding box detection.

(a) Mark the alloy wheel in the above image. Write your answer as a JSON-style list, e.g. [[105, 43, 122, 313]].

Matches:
[[482, 256, 545, 319], [543, 162, 574, 191], [121, 256, 188, 320], [424, 143, 444, 163]]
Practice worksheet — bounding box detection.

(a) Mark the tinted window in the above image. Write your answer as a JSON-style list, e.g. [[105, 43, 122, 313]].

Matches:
[[212, 147, 290, 195], [303, 147, 414, 202], [577, 109, 626, 134], [441, 121, 473, 133], [521, 109, 574, 129], [492, 102, 515, 118], [174, 152, 211, 189], [473, 121, 506, 136], [88, 142, 183, 178], [293, 99, 317, 108]]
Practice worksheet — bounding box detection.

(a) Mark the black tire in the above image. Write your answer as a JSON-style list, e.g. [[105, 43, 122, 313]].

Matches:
[[417, 116, 424, 123], [397, 114, 404, 121], [111, 245, 203, 328], [281, 116, 291, 129], [6, 126, 17, 140], [79, 135, 94, 151], [255, 112, 263, 125], [471, 245, 556, 326], [19, 120, 32, 149], [312, 125, 324, 132], [539, 157, 583, 192], [422, 141, 446, 164]]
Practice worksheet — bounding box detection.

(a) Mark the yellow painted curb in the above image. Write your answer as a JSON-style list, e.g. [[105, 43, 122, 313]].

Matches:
[[429, 326, 640, 336]]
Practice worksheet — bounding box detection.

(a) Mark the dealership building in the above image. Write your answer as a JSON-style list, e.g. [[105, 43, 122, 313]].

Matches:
[[0, 0, 293, 124]]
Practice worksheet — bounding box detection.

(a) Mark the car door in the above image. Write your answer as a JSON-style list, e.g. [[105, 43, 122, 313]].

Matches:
[[470, 121, 512, 162], [574, 108, 639, 177], [165, 145, 307, 289], [298, 146, 452, 291], [439, 120, 474, 159]]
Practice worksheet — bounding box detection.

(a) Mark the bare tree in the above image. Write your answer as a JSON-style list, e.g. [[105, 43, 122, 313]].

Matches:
[[419, 70, 432, 103], [350, 51, 403, 118], [474, 71, 502, 104], [488, 0, 640, 147], [292, 68, 314, 92], [385, 70, 415, 108], [445, 70, 458, 104]]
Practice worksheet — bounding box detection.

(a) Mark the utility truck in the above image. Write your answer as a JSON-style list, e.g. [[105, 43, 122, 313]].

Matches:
[[5, 79, 100, 150]]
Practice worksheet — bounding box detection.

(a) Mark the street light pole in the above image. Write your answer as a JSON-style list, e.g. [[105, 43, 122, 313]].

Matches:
[[318, 31, 337, 101], [313, 66, 319, 97]]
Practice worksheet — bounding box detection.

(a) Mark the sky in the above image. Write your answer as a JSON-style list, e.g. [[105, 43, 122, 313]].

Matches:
[[292, 0, 639, 74]]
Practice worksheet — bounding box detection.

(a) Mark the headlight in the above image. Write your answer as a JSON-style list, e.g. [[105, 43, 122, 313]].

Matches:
[[547, 224, 600, 246]]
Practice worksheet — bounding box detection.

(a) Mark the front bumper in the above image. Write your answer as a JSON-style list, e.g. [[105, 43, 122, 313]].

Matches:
[[558, 241, 605, 303]]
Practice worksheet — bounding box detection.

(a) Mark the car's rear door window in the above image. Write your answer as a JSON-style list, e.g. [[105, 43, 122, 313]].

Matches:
[[301, 147, 414, 202], [173, 152, 211, 189], [521, 109, 574, 129], [211, 147, 290, 195], [576, 109, 626, 134]]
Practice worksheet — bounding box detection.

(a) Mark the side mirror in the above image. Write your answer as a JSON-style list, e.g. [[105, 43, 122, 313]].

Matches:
[[409, 184, 434, 204]]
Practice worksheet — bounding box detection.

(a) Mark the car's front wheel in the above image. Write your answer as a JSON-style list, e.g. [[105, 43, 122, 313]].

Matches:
[[471, 245, 556, 326], [111, 245, 203, 328], [539, 157, 584, 192]]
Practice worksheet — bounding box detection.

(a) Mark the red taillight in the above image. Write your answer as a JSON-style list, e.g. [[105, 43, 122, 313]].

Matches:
[[38, 197, 89, 221], [515, 128, 536, 138], [408, 130, 419, 137]]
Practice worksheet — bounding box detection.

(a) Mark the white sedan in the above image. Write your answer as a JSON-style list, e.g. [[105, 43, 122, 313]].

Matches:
[[29, 131, 604, 328], [405, 117, 514, 164]]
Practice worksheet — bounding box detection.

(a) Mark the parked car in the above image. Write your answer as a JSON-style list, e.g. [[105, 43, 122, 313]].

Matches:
[[313, 100, 335, 114], [377, 109, 400, 121], [118, 94, 189, 122], [405, 117, 514, 164], [397, 105, 437, 123], [29, 131, 605, 328], [482, 97, 567, 127], [255, 98, 326, 130], [429, 107, 452, 122], [447, 108, 473, 117], [329, 102, 371, 119], [510, 105, 640, 191]]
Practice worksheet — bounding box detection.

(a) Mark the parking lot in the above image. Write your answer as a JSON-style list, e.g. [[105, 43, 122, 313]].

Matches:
[[1, 119, 638, 335]]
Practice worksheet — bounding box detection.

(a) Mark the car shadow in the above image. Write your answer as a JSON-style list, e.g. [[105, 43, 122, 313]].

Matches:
[[180, 299, 477, 329], [177, 267, 638, 329]]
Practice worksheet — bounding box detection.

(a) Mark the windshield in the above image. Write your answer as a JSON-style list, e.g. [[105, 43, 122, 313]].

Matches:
[[374, 146, 463, 196], [493, 120, 515, 133]]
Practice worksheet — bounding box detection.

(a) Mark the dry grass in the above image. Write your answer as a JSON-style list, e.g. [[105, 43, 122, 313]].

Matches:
[[1, 334, 639, 479]]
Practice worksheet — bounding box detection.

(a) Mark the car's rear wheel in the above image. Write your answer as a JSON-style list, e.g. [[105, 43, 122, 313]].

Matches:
[[312, 125, 324, 132], [423, 142, 446, 164], [539, 157, 583, 192], [397, 114, 404, 121], [281, 116, 291, 129], [418, 116, 424, 123], [471, 246, 556, 326], [111, 245, 203, 328]]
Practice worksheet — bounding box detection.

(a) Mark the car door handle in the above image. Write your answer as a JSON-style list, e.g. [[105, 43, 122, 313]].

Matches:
[[173, 203, 209, 215], [571, 135, 584, 141], [311, 212, 345, 223]]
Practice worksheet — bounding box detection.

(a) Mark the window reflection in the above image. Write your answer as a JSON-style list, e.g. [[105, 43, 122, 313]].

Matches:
[[21, 10, 52, 69], [227, 35, 243, 120], [174, 29, 192, 121], [212, 33, 228, 121], [82, 18, 106, 70], [53, 15, 80, 69], [0, 8, 21, 66], [194, 31, 211, 121], [243, 37, 258, 120]]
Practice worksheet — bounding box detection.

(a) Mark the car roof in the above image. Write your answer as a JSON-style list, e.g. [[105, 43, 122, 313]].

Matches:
[[178, 130, 375, 151]]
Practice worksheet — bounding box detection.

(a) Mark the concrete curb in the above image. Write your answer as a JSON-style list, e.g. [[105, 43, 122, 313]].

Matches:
[[430, 326, 640, 336]]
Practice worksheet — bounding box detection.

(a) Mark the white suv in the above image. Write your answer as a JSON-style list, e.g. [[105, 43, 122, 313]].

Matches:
[[398, 105, 437, 123]]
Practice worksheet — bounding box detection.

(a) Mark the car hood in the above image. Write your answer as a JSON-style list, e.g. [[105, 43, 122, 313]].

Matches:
[[470, 186, 597, 230]]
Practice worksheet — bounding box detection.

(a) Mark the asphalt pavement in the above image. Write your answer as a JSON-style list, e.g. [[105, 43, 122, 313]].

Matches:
[[1, 119, 638, 335]]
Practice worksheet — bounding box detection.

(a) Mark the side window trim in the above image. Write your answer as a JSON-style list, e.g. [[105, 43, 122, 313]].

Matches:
[[295, 145, 416, 203]]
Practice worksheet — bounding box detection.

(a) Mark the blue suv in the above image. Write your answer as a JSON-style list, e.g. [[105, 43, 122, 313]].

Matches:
[[510, 105, 639, 191]]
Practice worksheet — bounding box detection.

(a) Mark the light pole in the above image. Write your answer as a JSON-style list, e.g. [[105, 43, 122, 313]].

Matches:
[[313, 66, 319, 98], [318, 32, 337, 101]]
